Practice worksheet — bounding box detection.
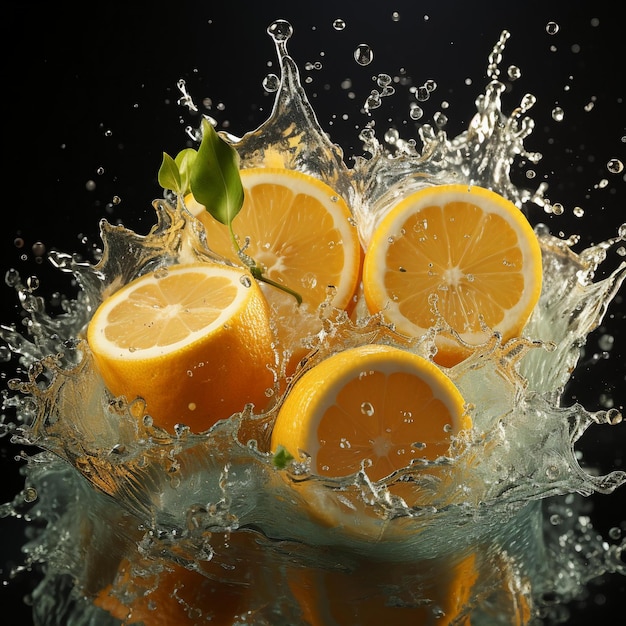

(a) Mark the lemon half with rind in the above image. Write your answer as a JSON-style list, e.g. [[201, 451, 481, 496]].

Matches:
[[87, 262, 276, 432]]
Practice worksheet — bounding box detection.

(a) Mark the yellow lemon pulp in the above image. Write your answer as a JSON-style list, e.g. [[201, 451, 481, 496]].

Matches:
[[363, 184, 543, 366], [186, 167, 362, 375], [87, 262, 276, 432], [271, 344, 470, 481]]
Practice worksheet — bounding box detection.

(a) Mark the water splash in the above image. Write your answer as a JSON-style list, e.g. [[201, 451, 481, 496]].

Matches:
[[1, 18, 624, 626]]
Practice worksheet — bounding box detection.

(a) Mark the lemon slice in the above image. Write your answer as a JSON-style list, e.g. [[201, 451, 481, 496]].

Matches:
[[363, 184, 543, 366], [271, 344, 470, 482], [87, 262, 276, 432]]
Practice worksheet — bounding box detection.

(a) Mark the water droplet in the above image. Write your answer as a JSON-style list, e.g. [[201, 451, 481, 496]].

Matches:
[[605, 408, 622, 425], [365, 91, 382, 111], [0, 345, 11, 362], [598, 334, 614, 351], [23, 487, 37, 503], [552, 202, 564, 215], [376, 73, 392, 88], [262, 73, 280, 92], [360, 401, 375, 416], [332, 18, 346, 31], [618, 223, 626, 239], [433, 111, 448, 128], [507, 65, 521, 80], [573, 206, 584, 217], [546, 465, 560, 480], [267, 19, 293, 42], [174, 423, 190, 436], [416, 86, 430, 102], [549, 513, 563, 525], [391, 11, 400, 22], [31, 242, 46, 258], [354, 44, 373, 66], [300, 272, 317, 289], [551, 107, 565, 122], [520, 93, 536, 111], [409, 103, 423, 120], [239, 275, 252, 288], [546, 21, 560, 35], [607, 158, 624, 174]]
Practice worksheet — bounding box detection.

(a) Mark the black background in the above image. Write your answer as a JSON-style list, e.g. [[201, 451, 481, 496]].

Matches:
[[2, 1, 624, 624]]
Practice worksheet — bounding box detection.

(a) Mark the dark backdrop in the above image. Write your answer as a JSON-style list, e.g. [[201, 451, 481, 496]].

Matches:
[[2, 1, 624, 624]]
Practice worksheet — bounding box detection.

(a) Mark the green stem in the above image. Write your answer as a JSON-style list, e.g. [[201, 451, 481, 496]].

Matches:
[[228, 222, 240, 254], [250, 267, 303, 305], [229, 223, 302, 306]]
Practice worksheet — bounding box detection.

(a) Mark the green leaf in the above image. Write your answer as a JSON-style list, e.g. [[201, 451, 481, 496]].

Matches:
[[157, 152, 182, 195], [175, 148, 198, 197], [190, 118, 244, 226], [272, 445, 295, 469]]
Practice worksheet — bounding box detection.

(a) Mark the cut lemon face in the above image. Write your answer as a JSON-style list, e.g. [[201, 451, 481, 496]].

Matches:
[[87, 262, 276, 433], [186, 167, 362, 375], [363, 184, 543, 366], [270, 344, 470, 483]]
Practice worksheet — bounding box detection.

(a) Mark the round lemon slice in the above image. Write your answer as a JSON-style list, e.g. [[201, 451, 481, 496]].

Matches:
[[363, 184, 543, 366]]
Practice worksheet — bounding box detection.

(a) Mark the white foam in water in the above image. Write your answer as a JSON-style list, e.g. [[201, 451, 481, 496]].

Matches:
[[1, 16, 624, 626]]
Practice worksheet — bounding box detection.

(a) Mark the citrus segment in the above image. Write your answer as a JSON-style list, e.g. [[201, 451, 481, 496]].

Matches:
[[186, 167, 362, 374], [270, 344, 470, 482], [363, 184, 543, 366], [87, 262, 276, 432]]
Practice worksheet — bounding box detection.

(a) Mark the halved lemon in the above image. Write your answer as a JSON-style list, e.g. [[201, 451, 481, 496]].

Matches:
[[363, 184, 543, 366], [187, 167, 363, 375], [270, 344, 470, 482], [87, 262, 276, 433]]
